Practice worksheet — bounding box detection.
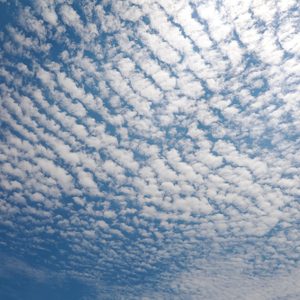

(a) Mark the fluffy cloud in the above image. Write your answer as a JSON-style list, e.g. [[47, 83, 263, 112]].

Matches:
[[0, 0, 299, 299]]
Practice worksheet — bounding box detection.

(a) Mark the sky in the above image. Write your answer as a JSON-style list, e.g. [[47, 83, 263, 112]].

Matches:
[[0, 0, 299, 299]]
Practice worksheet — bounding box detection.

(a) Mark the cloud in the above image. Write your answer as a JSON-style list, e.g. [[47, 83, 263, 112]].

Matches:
[[0, 0, 299, 299]]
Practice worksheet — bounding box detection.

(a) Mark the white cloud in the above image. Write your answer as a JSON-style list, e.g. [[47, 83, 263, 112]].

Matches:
[[0, 0, 299, 298], [34, 0, 58, 26]]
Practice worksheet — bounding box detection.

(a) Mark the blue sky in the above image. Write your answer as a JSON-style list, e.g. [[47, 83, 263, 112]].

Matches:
[[0, 0, 299, 299]]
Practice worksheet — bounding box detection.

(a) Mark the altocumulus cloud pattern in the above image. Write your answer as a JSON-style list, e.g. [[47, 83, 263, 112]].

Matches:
[[0, 0, 299, 299]]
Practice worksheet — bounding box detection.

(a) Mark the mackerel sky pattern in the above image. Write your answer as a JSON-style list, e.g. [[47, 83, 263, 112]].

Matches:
[[0, 0, 300, 299]]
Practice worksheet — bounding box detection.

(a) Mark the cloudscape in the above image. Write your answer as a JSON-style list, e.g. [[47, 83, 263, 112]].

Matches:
[[0, 0, 299, 299]]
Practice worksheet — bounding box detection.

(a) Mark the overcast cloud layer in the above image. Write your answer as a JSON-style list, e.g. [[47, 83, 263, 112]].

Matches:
[[0, 0, 299, 299]]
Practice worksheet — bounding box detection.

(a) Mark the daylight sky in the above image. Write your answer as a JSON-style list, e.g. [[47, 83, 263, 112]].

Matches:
[[0, 0, 299, 299]]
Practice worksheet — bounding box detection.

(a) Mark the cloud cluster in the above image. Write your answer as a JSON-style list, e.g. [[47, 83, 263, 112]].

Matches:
[[0, 0, 299, 298]]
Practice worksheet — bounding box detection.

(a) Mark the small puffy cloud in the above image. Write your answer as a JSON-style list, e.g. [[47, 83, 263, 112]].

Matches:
[[0, 0, 299, 299]]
